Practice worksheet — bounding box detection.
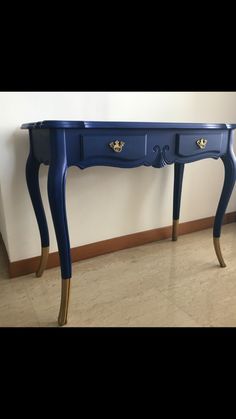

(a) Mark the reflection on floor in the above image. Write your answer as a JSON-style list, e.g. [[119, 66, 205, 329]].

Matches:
[[1, 224, 236, 327]]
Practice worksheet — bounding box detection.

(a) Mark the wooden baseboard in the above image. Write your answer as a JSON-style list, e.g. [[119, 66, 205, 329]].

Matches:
[[2, 211, 236, 278]]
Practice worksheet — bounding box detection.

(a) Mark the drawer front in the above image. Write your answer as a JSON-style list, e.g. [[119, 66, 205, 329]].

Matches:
[[176, 132, 225, 158], [81, 134, 147, 161]]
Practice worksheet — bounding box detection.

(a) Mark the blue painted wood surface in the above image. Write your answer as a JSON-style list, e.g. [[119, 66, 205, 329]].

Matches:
[[22, 121, 236, 280], [21, 120, 236, 129]]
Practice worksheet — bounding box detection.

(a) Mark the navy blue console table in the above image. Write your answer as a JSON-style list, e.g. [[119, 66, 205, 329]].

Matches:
[[21, 121, 236, 326]]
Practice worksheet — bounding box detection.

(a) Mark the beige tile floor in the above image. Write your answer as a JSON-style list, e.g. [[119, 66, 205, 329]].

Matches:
[[1, 224, 236, 327]]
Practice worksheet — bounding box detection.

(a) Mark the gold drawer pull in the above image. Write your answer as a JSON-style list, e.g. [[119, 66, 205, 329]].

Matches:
[[196, 138, 208, 150], [109, 140, 125, 153]]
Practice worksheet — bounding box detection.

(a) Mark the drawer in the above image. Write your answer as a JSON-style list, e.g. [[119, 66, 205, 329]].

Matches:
[[176, 132, 225, 158], [81, 134, 147, 161]]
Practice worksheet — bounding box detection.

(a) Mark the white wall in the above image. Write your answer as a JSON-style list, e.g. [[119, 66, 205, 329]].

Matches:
[[0, 92, 236, 262]]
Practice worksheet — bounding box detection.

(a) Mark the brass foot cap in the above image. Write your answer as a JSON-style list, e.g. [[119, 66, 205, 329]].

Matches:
[[58, 279, 71, 327], [213, 237, 226, 268], [58, 317, 68, 327], [36, 246, 49, 277], [172, 219, 179, 241]]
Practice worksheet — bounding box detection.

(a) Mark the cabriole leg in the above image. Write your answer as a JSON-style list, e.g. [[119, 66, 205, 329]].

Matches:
[[26, 154, 49, 277], [48, 163, 71, 326], [172, 163, 185, 241], [213, 135, 236, 267]]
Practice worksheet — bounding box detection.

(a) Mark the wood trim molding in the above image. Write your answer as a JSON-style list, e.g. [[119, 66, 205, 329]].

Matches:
[[1, 211, 236, 279]]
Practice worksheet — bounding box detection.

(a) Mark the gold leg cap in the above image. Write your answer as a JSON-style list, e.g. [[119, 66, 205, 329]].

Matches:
[[36, 246, 49, 277], [213, 237, 226, 268], [172, 219, 179, 241], [58, 279, 71, 326]]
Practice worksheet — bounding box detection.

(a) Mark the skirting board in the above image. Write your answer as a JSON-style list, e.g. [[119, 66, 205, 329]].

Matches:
[[2, 211, 236, 278]]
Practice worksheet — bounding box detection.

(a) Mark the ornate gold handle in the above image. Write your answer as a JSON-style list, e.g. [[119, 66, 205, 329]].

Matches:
[[109, 140, 125, 153], [196, 138, 208, 150]]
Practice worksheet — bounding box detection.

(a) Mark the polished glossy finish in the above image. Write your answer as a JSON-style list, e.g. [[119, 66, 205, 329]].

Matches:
[[36, 246, 49, 278], [21, 120, 236, 129], [109, 140, 126, 153], [22, 120, 236, 325], [172, 220, 179, 242], [3, 225, 236, 327], [213, 237, 226, 268], [58, 278, 71, 326], [196, 138, 208, 150]]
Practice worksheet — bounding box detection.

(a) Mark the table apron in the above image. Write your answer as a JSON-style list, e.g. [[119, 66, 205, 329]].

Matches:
[[30, 128, 229, 168]]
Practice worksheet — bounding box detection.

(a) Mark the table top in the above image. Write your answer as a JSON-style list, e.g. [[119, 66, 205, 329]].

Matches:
[[21, 120, 236, 130]]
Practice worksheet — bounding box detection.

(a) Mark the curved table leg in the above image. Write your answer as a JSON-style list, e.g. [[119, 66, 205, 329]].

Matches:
[[172, 163, 185, 241], [213, 138, 236, 267], [26, 154, 49, 277], [48, 163, 71, 326]]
